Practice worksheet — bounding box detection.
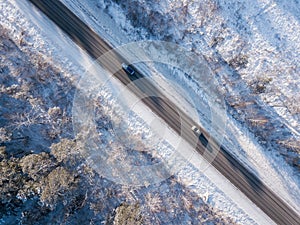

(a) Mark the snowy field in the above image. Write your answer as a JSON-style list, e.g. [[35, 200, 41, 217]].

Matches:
[[0, 0, 299, 224]]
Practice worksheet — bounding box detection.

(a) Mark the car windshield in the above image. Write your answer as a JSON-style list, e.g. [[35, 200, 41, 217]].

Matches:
[[127, 66, 134, 74]]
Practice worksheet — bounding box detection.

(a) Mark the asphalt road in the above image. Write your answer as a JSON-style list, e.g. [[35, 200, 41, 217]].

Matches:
[[28, 0, 299, 224]]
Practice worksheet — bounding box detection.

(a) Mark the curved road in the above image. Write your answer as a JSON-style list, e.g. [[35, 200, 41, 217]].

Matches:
[[28, 0, 299, 224]]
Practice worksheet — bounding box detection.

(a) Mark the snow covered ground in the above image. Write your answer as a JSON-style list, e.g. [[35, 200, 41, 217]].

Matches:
[[0, 0, 260, 224], [61, 0, 300, 213], [2, 0, 268, 223], [0, 0, 299, 224]]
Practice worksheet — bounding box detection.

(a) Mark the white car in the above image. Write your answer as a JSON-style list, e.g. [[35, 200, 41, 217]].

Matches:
[[191, 126, 201, 135]]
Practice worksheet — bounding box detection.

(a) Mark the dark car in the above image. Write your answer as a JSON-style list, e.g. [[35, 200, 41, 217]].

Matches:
[[122, 63, 135, 76], [192, 125, 210, 149]]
